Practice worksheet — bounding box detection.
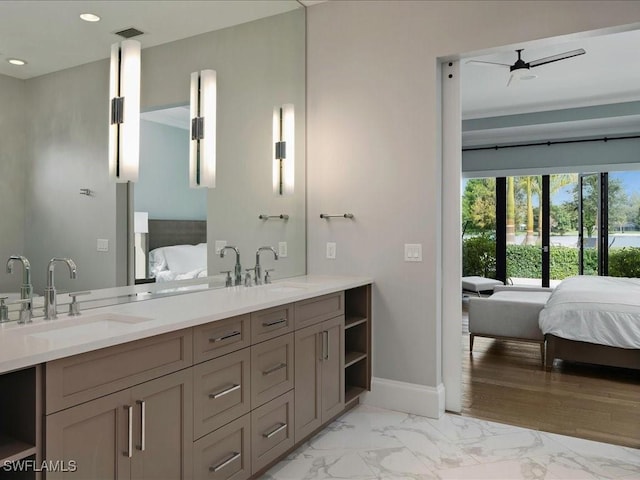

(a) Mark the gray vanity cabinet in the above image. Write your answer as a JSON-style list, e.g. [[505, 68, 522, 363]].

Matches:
[[45, 365, 193, 480], [294, 315, 344, 443]]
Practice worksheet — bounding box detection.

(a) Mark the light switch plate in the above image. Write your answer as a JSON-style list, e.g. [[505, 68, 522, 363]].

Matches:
[[278, 241, 288, 258], [215, 240, 227, 254], [326, 242, 336, 259], [404, 243, 422, 262], [97, 239, 109, 252]]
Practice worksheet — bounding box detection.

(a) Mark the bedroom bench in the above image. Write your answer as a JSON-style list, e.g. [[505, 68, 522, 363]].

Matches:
[[468, 285, 553, 365]]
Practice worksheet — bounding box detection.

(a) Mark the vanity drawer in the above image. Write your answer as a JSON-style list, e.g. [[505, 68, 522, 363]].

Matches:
[[251, 390, 294, 475], [251, 303, 294, 344], [45, 329, 192, 414], [294, 291, 344, 329], [194, 413, 251, 480], [251, 333, 294, 408], [193, 348, 251, 440], [194, 314, 251, 363]]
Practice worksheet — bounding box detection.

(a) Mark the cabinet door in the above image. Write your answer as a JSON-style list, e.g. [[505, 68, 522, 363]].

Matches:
[[321, 316, 345, 422], [45, 389, 131, 480], [130, 369, 193, 480], [293, 323, 323, 442]]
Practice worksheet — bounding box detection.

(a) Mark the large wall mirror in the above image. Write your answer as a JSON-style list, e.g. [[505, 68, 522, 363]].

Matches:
[[0, 2, 306, 299]]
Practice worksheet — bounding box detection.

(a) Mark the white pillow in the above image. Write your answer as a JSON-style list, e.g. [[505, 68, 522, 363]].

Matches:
[[163, 244, 207, 274], [149, 248, 168, 277]]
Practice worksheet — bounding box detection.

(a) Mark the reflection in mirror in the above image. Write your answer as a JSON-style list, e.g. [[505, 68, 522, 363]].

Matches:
[[0, 3, 305, 319]]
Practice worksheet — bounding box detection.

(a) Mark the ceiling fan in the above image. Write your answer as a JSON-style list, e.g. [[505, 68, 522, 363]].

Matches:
[[467, 48, 586, 86]]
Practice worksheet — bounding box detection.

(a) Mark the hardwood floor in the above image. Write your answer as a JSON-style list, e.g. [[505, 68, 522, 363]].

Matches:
[[461, 309, 640, 448]]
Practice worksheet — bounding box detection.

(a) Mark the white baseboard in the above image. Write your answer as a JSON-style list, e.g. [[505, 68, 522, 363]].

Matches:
[[361, 377, 445, 419]]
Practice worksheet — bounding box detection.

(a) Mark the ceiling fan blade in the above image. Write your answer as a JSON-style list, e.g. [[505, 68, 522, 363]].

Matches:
[[465, 59, 511, 68], [528, 48, 585, 68], [506, 72, 519, 87]]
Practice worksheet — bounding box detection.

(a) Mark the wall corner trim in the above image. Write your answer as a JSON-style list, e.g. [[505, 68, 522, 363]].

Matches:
[[361, 377, 445, 419]]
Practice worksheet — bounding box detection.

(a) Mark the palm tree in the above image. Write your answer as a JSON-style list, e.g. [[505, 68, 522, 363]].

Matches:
[[506, 177, 516, 244], [524, 176, 537, 245]]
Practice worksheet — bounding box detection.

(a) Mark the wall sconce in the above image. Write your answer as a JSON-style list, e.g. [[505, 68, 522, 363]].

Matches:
[[108, 39, 141, 183], [134, 211, 148, 280], [273, 104, 295, 195], [189, 69, 217, 188]]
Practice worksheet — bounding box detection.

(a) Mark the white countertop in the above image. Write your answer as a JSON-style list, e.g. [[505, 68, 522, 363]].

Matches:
[[0, 275, 372, 375]]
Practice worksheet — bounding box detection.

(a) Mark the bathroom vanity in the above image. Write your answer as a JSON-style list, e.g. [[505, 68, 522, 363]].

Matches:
[[0, 276, 371, 479]]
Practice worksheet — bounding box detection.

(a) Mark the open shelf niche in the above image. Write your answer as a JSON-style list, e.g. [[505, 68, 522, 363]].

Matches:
[[343, 284, 371, 406], [0, 366, 42, 480]]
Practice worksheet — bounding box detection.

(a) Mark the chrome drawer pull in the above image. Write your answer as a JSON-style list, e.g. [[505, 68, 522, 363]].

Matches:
[[210, 330, 241, 343], [209, 452, 241, 473], [209, 384, 241, 399], [263, 422, 287, 439], [136, 400, 146, 451], [262, 318, 287, 327], [124, 405, 133, 458], [262, 362, 287, 376]]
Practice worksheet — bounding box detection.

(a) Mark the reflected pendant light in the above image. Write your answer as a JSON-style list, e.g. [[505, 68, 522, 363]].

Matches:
[[273, 104, 295, 195], [108, 39, 141, 183], [189, 70, 217, 188]]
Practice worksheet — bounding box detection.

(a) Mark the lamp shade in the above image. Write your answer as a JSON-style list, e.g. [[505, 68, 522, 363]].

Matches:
[[108, 39, 141, 183], [273, 103, 295, 195], [134, 211, 149, 234], [189, 69, 217, 188]]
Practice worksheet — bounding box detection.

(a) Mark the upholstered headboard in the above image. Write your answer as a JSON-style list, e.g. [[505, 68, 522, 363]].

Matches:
[[148, 220, 207, 251]]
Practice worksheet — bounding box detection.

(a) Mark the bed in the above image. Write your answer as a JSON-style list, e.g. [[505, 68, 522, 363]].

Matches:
[[538, 275, 640, 370], [147, 220, 208, 282]]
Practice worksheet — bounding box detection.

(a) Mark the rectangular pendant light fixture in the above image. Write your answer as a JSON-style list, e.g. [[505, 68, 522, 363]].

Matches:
[[189, 69, 217, 188], [273, 104, 295, 195], [108, 39, 141, 183]]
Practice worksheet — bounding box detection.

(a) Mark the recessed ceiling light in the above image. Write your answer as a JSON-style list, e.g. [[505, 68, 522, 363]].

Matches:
[[7, 58, 27, 66], [80, 13, 101, 22]]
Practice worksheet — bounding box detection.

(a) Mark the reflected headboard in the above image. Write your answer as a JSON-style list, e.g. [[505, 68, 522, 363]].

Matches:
[[148, 220, 207, 251]]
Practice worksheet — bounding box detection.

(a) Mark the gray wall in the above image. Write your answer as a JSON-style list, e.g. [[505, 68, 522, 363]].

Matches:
[[0, 74, 27, 293], [24, 60, 115, 294], [136, 120, 206, 220], [306, 0, 640, 394]]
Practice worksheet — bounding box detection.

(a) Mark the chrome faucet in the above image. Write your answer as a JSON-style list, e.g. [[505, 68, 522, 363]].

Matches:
[[44, 258, 77, 320], [6, 255, 33, 322], [220, 246, 242, 286], [255, 246, 278, 285]]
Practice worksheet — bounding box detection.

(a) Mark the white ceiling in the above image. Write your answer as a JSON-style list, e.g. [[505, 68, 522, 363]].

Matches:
[[0, 0, 303, 80], [461, 28, 640, 119]]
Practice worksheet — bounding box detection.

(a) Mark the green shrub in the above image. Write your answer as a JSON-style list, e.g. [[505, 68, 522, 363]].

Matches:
[[462, 235, 496, 278], [609, 247, 640, 277]]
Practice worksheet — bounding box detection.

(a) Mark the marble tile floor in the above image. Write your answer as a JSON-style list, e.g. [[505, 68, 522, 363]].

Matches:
[[262, 405, 640, 480]]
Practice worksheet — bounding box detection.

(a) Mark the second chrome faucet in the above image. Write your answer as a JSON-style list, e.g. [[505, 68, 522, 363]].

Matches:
[[44, 258, 77, 320]]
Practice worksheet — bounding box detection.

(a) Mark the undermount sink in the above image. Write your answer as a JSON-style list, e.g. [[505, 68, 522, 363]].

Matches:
[[24, 314, 152, 343], [262, 282, 311, 294]]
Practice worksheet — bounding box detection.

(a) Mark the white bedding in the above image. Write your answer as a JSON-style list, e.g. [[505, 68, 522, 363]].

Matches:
[[149, 243, 207, 282], [538, 275, 640, 349]]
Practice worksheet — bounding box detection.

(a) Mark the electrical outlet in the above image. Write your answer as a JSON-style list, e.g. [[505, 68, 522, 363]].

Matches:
[[278, 241, 288, 258], [404, 243, 422, 262], [97, 238, 109, 252], [326, 242, 336, 259], [215, 240, 227, 254]]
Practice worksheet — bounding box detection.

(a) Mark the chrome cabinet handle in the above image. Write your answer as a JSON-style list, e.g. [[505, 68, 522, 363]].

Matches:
[[136, 400, 146, 451], [262, 362, 287, 376], [210, 330, 241, 343], [262, 318, 286, 327], [124, 405, 133, 458], [323, 330, 329, 360], [263, 422, 287, 439], [209, 452, 241, 473], [209, 384, 241, 399]]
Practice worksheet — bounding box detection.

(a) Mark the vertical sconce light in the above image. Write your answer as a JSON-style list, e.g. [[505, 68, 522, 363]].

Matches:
[[108, 39, 141, 182], [273, 104, 295, 195], [189, 69, 217, 188]]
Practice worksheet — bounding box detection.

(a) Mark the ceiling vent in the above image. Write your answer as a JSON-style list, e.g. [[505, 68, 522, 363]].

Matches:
[[114, 27, 144, 39]]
